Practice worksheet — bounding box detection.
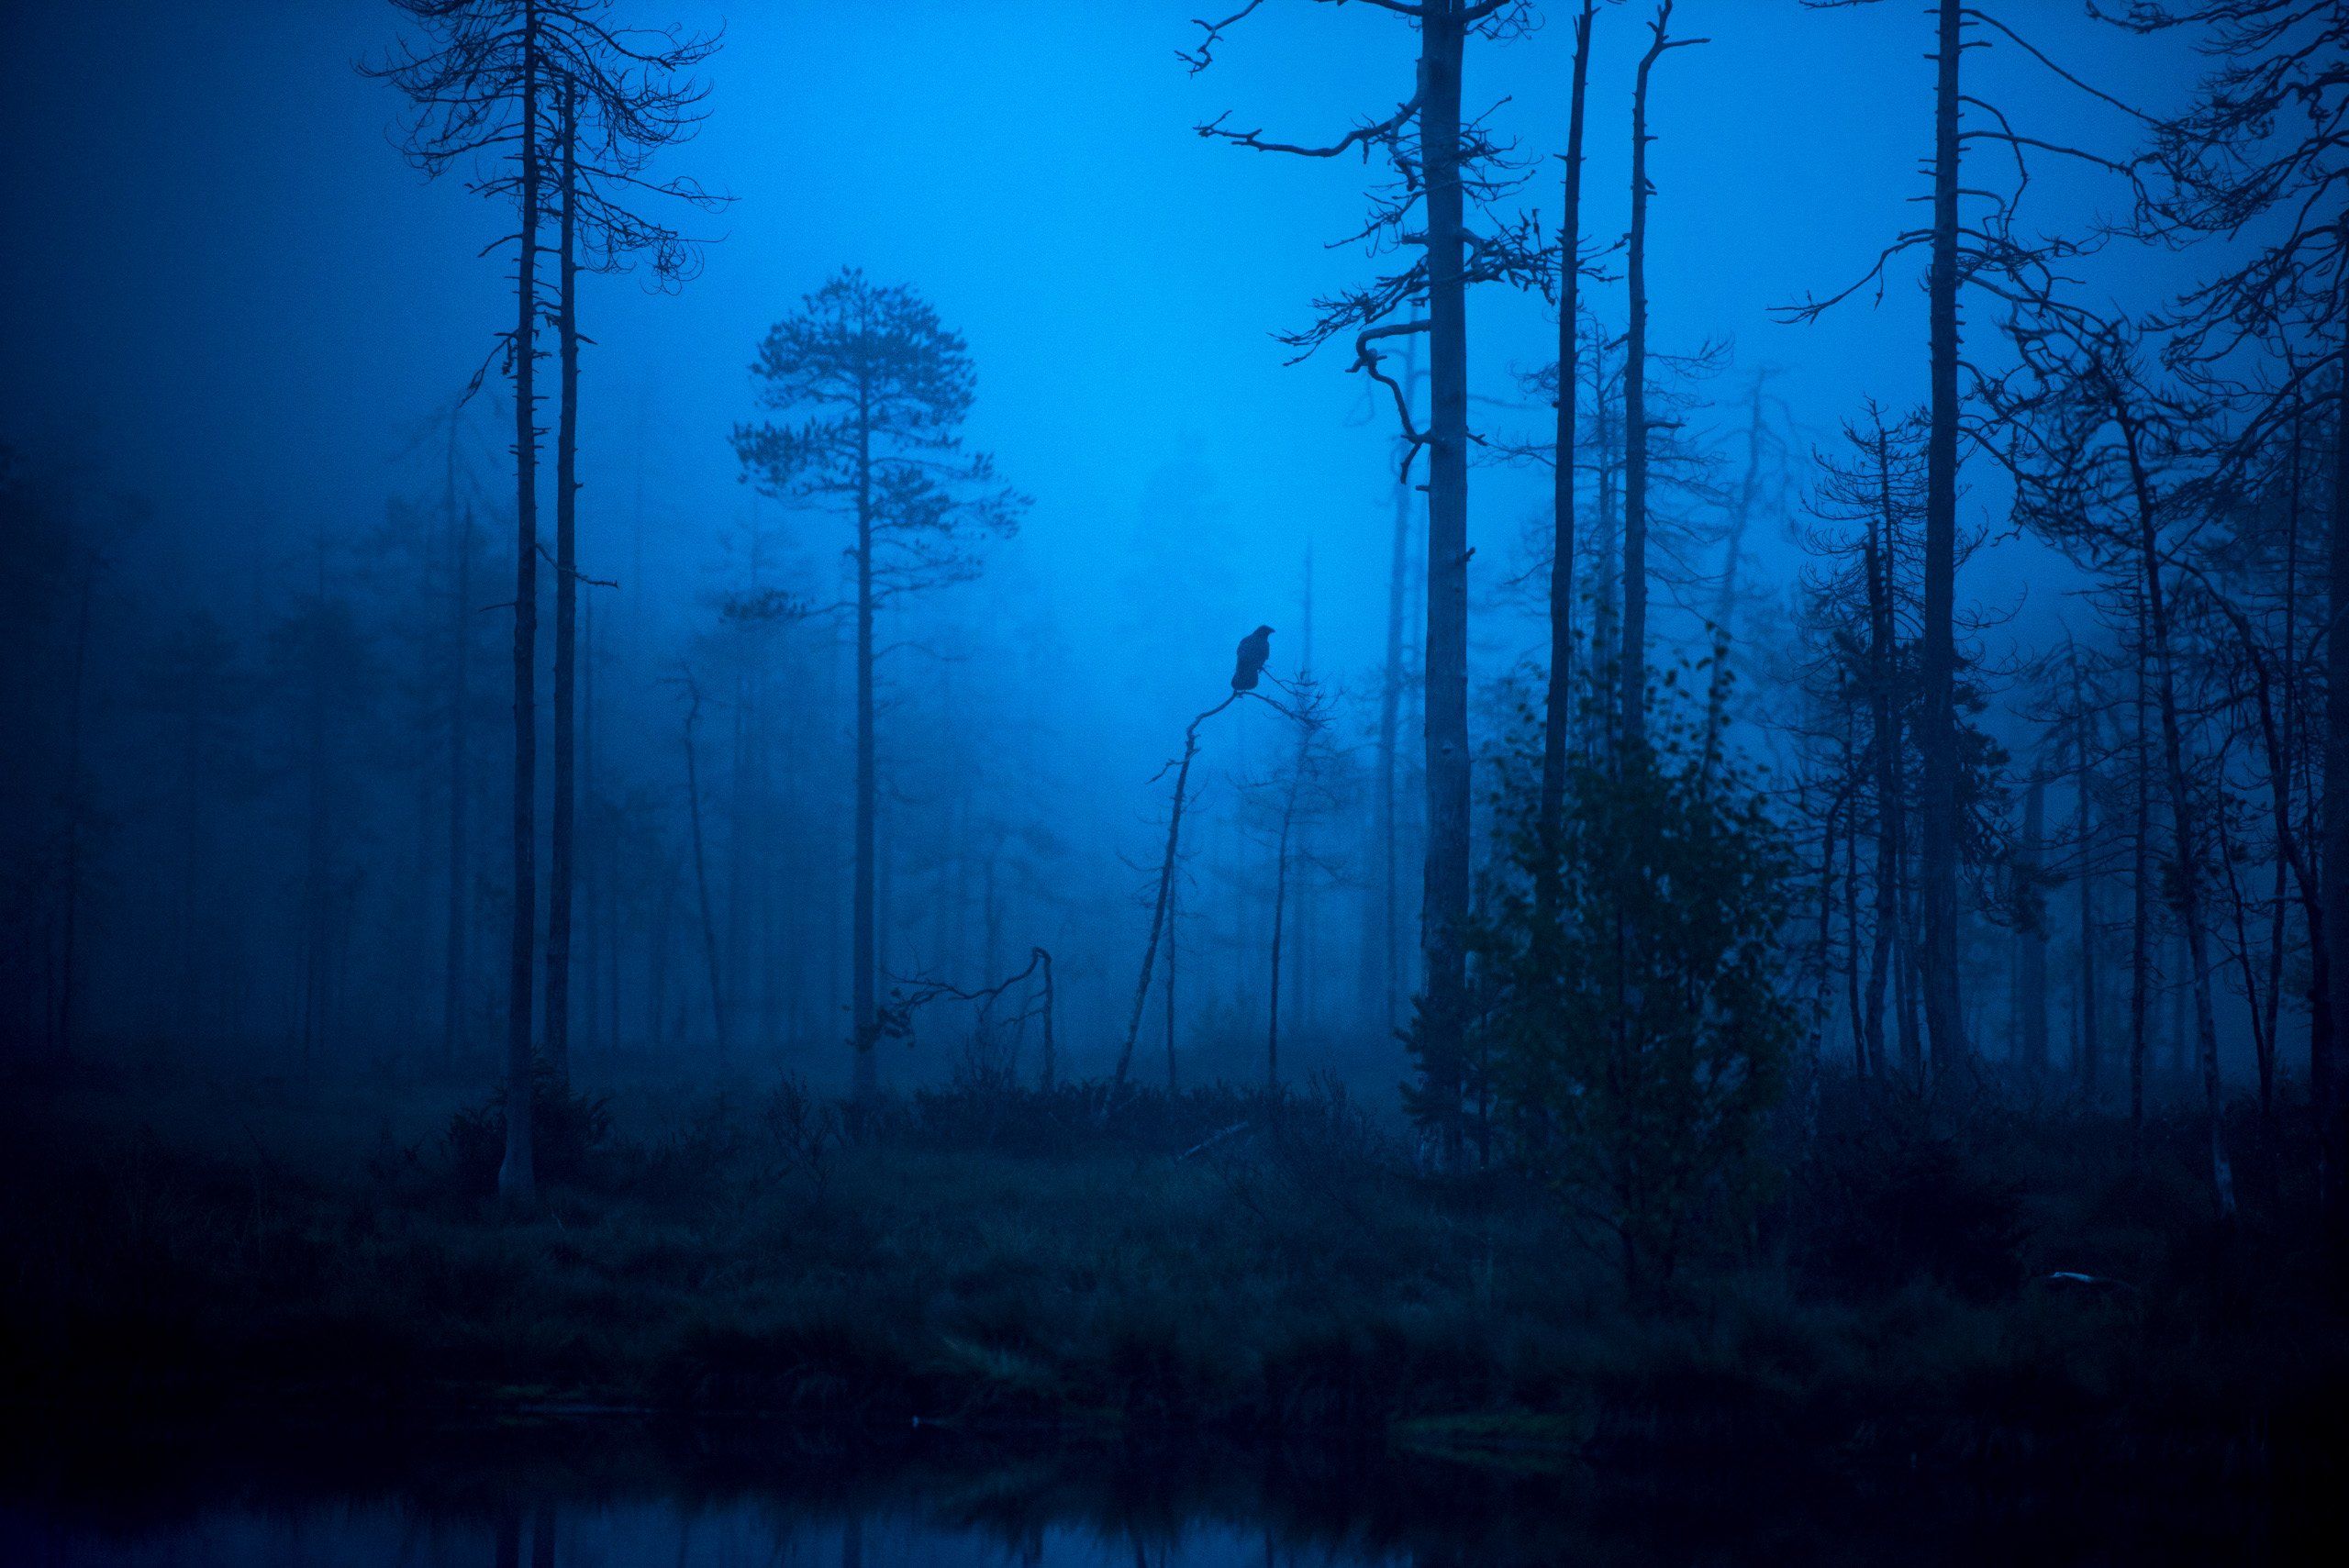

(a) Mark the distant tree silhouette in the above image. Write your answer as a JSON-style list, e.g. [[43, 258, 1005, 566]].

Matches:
[[734, 270, 1024, 1099]]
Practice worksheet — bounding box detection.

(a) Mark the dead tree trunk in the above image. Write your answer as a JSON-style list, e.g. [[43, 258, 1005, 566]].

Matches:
[[2071, 649, 2100, 1105], [1619, 11, 1662, 749], [499, 9, 544, 1204], [2131, 610, 2152, 1135], [852, 388, 878, 1101], [1702, 373, 1773, 768], [1374, 346, 1416, 1042], [2323, 327, 2349, 1234], [1539, 0, 1597, 910], [1419, 0, 1473, 1166], [545, 77, 580, 1089], [2117, 401, 2235, 1219], [1863, 424, 1901, 1079], [1117, 693, 1239, 1087], [1918, 0, 1967, 1079], [1268, 723, 1313, 1093], [1165, 856, 1180, 1092], [446, 457, 473, 1071]]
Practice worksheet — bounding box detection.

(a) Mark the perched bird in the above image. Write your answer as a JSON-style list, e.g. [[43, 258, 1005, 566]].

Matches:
[[1230, 625, 1275, 692]]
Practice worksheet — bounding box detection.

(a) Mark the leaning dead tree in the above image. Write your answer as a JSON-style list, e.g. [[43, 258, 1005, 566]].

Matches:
[[1114, 678, 1316, 1088], [1185, 0, 1545, 1162], [1255, 679, 1342, 1092]]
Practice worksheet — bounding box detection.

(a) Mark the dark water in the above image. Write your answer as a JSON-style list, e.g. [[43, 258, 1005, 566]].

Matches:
[[0, 1419, 2320, 1566]]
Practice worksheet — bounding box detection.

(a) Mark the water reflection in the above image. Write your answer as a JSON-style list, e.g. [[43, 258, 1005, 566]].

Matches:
[[0, 1420, 2299, 1566]]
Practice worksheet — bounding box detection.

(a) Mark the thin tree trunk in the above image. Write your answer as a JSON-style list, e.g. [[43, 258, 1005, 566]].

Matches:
[[1119, 694, 1238, 1086], [1269, 810, 1291, 1094], [1375, 342, 1416, 1042], [1539, 0, 1596, 913], [2118, 405, 2235, 1219], [2021, 774, 2049, 1077], [446, 431, 473, 1069], [2266, 403, 2300, 1121], [681, 678, 728, 1066], [1619, 10, 1665, 751], [1702, 373, 1771, 769], [2322, 321, 2349, 1236], [1165, 851, 1179, 1092], [648, 864, 674, 1048], [1269, 728, 1311, 1093], [1845, 799, 1865, 1072], [1899, 828, 1925, 1084], [499, 5, 543, 1204], [1419, 0, 1473, 1167], [2072, 650, 2100, 1106], [1038, 948, 1057, 1091], [1864, 425, 1900, 1079], [2217, 806, 2272, 1119], [2132, 611, 2152, 1135], [581, 594, 600, 1060], [545, 77, 580, 1090], [1918, 0, 1966, 1080], [852, 385, 878, 1101], [301, 548, 331, 1074], [1589, 346, 1622, 723]]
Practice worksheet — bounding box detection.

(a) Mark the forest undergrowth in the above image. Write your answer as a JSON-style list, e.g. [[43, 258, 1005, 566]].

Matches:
[[3, 1048, 2343, 1486]]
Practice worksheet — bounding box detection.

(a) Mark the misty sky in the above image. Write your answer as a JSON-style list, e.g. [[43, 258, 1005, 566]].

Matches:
[[1, 2, 2216, 703]]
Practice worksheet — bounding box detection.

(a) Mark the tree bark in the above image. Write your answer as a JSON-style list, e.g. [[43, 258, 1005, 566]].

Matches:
[[1918, 0, 1966, 1079], [1269, 725, 1312, 1093], [2071, 650, 2100, 1105], [2323, 321, 2349, 1234], [1863, 426, 1900, 1079], [1119, 694, 1237, 1086], [545, 77, 580, 1089], [852, 384, 878, 1101], [2120, 405, 2233, 1218], [499, 4, 542, 1204], [445, 438, 472, 1068], [1165, 852, 1180, 1092], [1539, 1, 1596, 908], [1619, 14, 1665, 751], [2132, 609, 2151, 1135], [1419, 0, 1472, 1166]]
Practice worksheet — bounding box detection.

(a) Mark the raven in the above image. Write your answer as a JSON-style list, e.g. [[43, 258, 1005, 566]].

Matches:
[[1230, 625, 1275, 692]]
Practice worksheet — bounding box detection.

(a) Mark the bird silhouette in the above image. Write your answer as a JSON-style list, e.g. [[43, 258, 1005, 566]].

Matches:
[[1230, 625, 1275, 692]]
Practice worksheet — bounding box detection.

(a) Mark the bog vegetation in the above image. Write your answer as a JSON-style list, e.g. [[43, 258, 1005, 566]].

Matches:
[[2, 0, 2346, 1487]]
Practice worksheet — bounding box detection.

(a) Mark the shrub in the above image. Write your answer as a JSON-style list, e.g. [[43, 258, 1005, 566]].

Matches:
[[1472, 703, 1800, 1291], [446, 1059, 614, 1194]]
